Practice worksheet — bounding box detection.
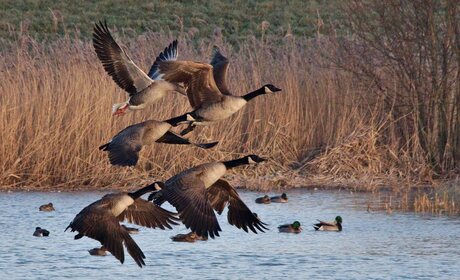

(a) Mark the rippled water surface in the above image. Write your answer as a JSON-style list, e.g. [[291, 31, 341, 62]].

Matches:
[[0, 190, 459, 279]]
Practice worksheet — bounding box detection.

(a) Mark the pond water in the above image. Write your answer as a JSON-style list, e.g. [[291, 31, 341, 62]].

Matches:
[[0, 189, 458, 279]]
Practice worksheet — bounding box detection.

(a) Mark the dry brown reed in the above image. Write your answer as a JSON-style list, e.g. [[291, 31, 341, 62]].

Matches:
[[0, 29, 457, 203], [0, 32, 364, 191]]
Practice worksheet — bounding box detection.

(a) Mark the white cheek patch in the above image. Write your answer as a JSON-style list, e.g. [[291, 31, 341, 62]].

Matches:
[[186, 114, 196, 121], [264, 86, 273, 93], [248, 157, 256, 164]]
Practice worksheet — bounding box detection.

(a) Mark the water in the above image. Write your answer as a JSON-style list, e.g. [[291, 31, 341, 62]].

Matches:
[[0, 189, 458, 279]]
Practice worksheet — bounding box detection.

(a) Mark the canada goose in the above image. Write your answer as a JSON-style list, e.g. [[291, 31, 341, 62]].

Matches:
[[278, 221, 302, 233], [121, 225, 140, 234], [99, 120, 218, 166], [270, 193, 288, 203], [65, 183, 179, 267], [171, 232, 208, 243], [39, 202, 55, 211], [255, 195, 271, 204], [313, 216, 342, 232], [148, 155, 268, 238], [33, 227, 50, 237], [156, 45, 281, 135], [88, 246, 108, 256], [93, 21, 185, 116]]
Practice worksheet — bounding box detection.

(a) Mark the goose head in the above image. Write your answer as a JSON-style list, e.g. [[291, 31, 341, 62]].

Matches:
[[246, 155, 266, 164], [262, 84, 282, 94]]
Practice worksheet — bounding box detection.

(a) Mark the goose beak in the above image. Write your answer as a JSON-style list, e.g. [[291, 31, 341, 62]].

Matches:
[[272, 86, 282, 93]]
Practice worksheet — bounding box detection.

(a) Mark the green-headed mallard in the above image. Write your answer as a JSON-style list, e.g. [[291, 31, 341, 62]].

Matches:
[[39, 203, 55, 212], [270, 193, 288, 203], [278, 221, 302, 233], [255, 195, 271, 204], [313, 216, 342, 231]]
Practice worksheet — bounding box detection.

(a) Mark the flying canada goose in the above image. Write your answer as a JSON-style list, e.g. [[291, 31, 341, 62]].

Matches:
[[93, 21, 185, 116], [313, 216, 343, 232], [270, 193, 288, 203], [154, 45, 281, 135], [255, 195, 271, 204], [33, 227, 50, 237], [278, 221, 302, 233], [148, 155, 269, 238], [88, 246, 108, 256], [65, 183, 179, 267], [99, 120, 218, 166], [170, 232, 208, 243], [39, 202, 55, 211]]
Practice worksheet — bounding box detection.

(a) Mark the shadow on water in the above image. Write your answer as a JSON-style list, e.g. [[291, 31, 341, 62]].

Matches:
[[0, 190, 459, 279]]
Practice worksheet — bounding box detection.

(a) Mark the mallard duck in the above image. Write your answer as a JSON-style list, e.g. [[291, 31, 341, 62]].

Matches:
[[65, 183, 179, 267], [278, 221, 302, 233], [33, 227, 50, 237], [148, 155, 268, 238], [171, 232, 208, 242], [255, 195, 271, 204], [313, 216, 342, 231], [156, 46, 281, 135], [88, 246, 108, 256], [270, 193, 288, 203], [39, 203, 55, 211]]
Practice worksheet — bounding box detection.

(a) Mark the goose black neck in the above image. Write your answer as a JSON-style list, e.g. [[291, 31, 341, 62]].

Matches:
[[128, 182, 164, 199], [223, 157, 248, 169], [164, 114, 187, 126], [242, 87, 265, 101]]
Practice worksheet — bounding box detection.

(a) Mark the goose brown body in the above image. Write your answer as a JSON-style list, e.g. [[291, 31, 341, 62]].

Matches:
[[99, 120, 218, 166], [149, 155, 269, 238], [66, 184, 179, 267], [92, 22, 185, 116]]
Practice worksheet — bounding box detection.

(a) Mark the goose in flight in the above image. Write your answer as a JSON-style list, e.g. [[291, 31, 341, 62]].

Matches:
[[65, 183, 179, 267], [99, 119, 218, 167], [148, 155, 269, 238], [153, 45, 281, 135], [93, 21, 185, 116]]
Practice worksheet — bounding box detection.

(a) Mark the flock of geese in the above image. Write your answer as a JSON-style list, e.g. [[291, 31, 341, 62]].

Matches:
[[36, 21, 342, 268]]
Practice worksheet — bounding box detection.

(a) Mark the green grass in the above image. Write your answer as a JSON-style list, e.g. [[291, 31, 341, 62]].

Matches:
[[0, 0, 342, 42]]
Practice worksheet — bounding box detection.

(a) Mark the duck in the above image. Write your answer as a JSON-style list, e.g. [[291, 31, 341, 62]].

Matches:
[[154, 45, 281, 135], [88, 246, 108, 256], [99, 120, 218, 166], [33, 227, 50, 237], [121, 225, 140, 234], [171, 232, 208, 243], [270, 193, 288, 203], [255, 195, 271, 204], [93, 21, 185, 116], [39, 202, 55, 211], [65, 183, 179, 267], [313, 216, 342, 231], [148, 155, 269, 238], [278, 221, 302, 233]]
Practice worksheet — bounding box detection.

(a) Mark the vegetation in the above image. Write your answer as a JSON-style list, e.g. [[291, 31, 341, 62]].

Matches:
[[0, 0, 458, 214]]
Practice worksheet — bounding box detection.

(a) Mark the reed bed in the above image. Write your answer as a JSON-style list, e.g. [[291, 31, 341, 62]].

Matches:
[[0, 30, 457, 204], [0, 32, 359, 190]]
